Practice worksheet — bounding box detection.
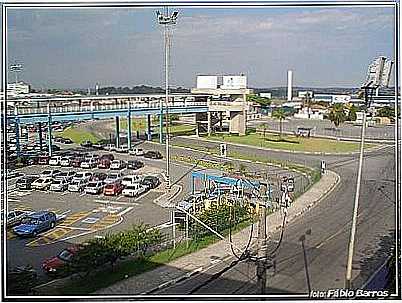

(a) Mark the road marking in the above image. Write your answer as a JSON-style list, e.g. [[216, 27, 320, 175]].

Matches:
[[7, 230, 16, 240], [59, 211, 89, 225], [82, 217, 100, 224], [116, 196, 124, 201], [117, 207, 134, 216], [90, 214, 120, 230], [93, 199, 138, 206], [61, 192, 69, 196], [26, 227, 72, 247], [7, 198, 21, 202], [79, 192, 86, 197]]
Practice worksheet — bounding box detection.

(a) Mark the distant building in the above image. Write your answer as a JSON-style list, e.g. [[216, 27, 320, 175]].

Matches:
[[259, 92, 272, 99], [298, 91, 314, 99], [314, 94, 351, 104], [294, 104, 328, 120], [7, 82, 30, 96]]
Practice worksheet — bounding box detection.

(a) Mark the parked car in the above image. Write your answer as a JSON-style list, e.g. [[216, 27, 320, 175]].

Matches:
[[127, 160, 144, 170], [42, 246, 81, 275], [97, 158, 111, 169], [103, 181, 124, 196], [40, 169, 61, 178], [68, 179, 88, 192], [63, 138, 73, 144], [13, 211, 57, 237], [92, 143, 104, 150], [56, 171, 76, 182], [80, 159, 97, 169], [85, 154, 99, 161], [50, 179, 69, 192], [80, 141, 93, 148], [38, 155, 50, 165], [16, 175, 39, 190], [141, 176, 160, 190], [51, 144, 61, 152], [60, 157, 71, 167], [129, 148, 144, 156], [71, 157, 84, 168], [122, 183, 147, 197], [100, 153, 114, 161], [104, 172, 124, 184], [49, 156, 62, 166], [103, 144, 116, 151], [110, 160, 126, 170], [122, 175, 143, 187], [2, 210, 33, 228], [84, 181, 105, 195], [91, 172, 107, 182], [54, 137, 65, 143], [115, 145, 129, 153], [144, 151, 163, 159], [72, 172, 93, 182], [32, 177, 53, 190]]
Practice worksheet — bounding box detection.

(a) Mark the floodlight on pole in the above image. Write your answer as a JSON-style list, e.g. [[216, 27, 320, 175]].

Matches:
[[345, 56, 393, 289], [10, 63, 23, 84], [156, 7, 178, 190]]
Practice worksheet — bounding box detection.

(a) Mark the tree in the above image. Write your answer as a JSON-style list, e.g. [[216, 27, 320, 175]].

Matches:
[[272, 108, 286, 140], [377, 106, 395, 119], [328, 104, 347, 127], [246, 94, 271, 107], [346, 104, 358, 121]]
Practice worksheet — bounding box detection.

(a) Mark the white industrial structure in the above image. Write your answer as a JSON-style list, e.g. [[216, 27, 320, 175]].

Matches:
[[287, 70, 293, 101], [7, 82, 30, 96], [196, 75, 218, 89]]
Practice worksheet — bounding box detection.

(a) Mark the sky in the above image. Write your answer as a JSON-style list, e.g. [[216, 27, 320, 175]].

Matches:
[[5, 4, 396, 89]]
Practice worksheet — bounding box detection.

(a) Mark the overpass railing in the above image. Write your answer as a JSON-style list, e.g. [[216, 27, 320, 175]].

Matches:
[[7, 100, 208, 116]]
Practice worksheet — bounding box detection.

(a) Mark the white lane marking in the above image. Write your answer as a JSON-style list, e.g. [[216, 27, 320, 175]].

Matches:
[[117, 207, 134, 216], [57, 225, 91, 231], [79, 192, 86, 197], [56, 210, 72, 221], [116, 195, 124, 201], [147, 221, 180, 231], [93, 199, 138, 206], [7, 198, 21, 202], [61, 192, 69, 196]]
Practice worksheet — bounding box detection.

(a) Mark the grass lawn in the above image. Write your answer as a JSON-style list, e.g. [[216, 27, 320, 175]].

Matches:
[[119, 118, 195, 135], [208, 132, 376, 153], [55, 126, 102, 144]]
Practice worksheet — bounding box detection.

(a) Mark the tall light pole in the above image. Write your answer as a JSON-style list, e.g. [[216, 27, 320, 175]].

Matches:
[[345, 56, 393, 289], [156, 7, 178, 189]]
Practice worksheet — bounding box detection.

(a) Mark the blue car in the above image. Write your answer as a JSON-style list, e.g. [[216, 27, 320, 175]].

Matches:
[[13, 211, 57, 237]]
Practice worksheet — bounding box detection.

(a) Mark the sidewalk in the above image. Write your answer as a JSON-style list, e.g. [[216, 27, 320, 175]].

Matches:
[[94, 170, 340, 295]]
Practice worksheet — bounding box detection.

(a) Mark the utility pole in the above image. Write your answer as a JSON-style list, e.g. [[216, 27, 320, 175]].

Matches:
[[256, 200, 267, 294], [345, 56, 393, 289]]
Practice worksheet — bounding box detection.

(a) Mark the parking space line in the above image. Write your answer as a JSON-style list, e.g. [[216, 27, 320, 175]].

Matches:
[[90, 214, 120, 230], [117, 207, 134, 216], [7, 230, 16, 240], [93, 199, 138, 206], [7, 198, 21, 202], [26, 227, 72, 247], [59, 211, 90, 226]]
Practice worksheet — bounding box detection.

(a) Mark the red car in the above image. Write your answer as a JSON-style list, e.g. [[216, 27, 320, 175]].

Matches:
[[71, 157, 84, 168], [97, 158, 111, 169], [42, 246, 81, 275], [103, 181, 124, 196]]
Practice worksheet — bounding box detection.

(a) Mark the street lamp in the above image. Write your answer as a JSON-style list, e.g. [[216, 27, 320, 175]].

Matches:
[[156, 7, 178, 189], [345, 56, 393, 289]]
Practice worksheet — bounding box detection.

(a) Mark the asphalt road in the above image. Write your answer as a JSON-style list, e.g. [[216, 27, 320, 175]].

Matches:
[[151, 138, 396, 295], [249, 117, 395, 140]]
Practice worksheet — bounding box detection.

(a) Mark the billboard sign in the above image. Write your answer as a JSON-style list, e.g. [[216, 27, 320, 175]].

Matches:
[[380, 59, 393, 87], [363, 56, 386, 88]]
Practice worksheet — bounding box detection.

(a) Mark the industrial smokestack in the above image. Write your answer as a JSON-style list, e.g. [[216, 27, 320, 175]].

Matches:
[[95, 83, 99, 96], [287, 70, 293, 101]]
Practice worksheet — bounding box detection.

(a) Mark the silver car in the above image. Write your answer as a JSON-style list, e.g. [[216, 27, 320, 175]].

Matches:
[[84, 181, 104, 195], [50, 178, 69, 192], [68, 179, 88, 192]]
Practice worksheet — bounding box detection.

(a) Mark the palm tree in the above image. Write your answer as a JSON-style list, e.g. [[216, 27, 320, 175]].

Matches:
[[272, 108, 286, 140], [303, 92, 313, 119], [328, 104, 347, 127]]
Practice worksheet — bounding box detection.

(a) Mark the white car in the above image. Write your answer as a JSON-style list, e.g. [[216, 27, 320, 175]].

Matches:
[[104, 172, 123, 184], [121, 175, 143, 187], [84, 181, 104, 194], [103, 144, 116, 151], [32, 177, 53, 190], [129, 148, 144, 156], [115, 145, 129, 153], [80, 159, 97, 169], [72, 172, 93, 182], [56, 171, 76, 182], [60, 157, 71, 167], [110, 160, 126, 170], [49, 156, 62, 166], [50, 179, 69, 192], [122, 183, 147, 197], [40, 170, 61, 178], [1, 210, 34, 227], [68, 179, 88, 192]]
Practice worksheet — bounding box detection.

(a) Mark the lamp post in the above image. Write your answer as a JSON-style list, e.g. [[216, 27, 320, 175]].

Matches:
[[156, 7, 178, 190], [345, 56, 393, 289]]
